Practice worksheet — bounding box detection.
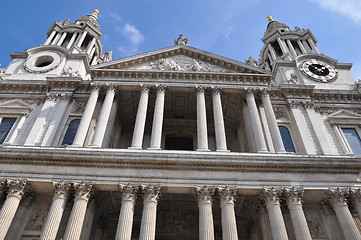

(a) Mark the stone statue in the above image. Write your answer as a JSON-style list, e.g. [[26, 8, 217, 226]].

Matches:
[[63, 19, 70, 25], [104, 51, 112, 62], [174, 34, 188, 46], [246, 56, 259, 66], [0, 65, 5, 80]]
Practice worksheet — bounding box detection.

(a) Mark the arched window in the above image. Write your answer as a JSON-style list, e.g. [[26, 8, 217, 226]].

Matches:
[[61, 119, 80, 145], [279, 126, 295, 152]]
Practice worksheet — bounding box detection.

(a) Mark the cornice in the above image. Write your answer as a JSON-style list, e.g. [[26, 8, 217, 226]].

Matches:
[[0, 147, 360, 174]]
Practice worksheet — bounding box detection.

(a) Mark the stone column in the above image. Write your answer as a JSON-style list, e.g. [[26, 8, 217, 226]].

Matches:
[[44, 30, 57, 45], [71, 84, 101, 147], [76, 30, 88, 47], [0, 180, 5, 200], [297, 40, 307, 54], [139, 185, 161, 240], [307, 38, 320, 54], [350, 188, 361, 221], [262, 187, 289, 240], [63, 182, 92, 240], [0, 179, 27, 239], [149, 85, 166, 150], [40, 181, 71, 240], [66, 32, 78, 49], [91, 84, 117, 147], [212, 87, 228, 151], [196, 86, 209, 151], [326, 188, 361, 240], [196, 186, 215, 240], [129, 85, 150, 149], [245, 89, 268, 153], [86, 37, 97, 54], [115, 184, 139, 240], [218, 187, 238, 240], [258, 204, 272, 240], [261, 89, 286, 153], [286, 40, 297, 57], [284, 187, 312, 240], [56, 32, 68, 46]]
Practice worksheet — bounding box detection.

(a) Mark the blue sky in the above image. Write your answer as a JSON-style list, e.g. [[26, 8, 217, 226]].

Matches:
[[1, 0, 361, 80]]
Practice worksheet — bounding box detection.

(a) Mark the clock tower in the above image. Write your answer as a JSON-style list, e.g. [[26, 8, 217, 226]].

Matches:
[[259, 16, 357, 90]]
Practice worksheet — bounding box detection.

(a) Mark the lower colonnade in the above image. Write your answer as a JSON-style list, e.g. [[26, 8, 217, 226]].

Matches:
[[1, 179, 361, 239]]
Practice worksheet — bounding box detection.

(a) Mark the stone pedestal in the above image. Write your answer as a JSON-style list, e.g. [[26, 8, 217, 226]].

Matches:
[[0, 179, 27, 239], [115, 184, 139, 240], [196, 186, 215, 240], [284, 188, 312, 240], [40, 181, 71, 240], [63, 182, 92, 240], [262, 188, 289, 240], [218, 187, 238, 240], [139, 185, 161, 240]]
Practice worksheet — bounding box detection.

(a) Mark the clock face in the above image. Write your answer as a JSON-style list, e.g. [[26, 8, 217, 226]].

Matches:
[[300, 59, 337, 83]]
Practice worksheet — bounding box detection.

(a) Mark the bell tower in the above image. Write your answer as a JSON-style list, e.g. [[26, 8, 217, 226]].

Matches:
[[3, 10, 111, 81], [259, 16, 357, 90]]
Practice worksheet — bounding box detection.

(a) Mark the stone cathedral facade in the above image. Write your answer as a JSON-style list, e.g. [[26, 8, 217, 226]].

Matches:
[[0, 10, 361, 240]]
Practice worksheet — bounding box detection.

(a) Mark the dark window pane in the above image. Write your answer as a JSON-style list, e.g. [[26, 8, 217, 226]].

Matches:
[[342, 128, 361, 156], [279, 126, 295, 152], [0, 118, 16, 144], [62, 119, 80, 145], [165, 136, 193, 150]]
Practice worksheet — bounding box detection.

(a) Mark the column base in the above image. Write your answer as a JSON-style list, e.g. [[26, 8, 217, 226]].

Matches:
[[197, 148, 211, 152], [147, 147, 162, 150], [67, 144, 82, 148], [216, 149, 230, 152], [258, 150, 270, 153], [87, 145, 101, 148], [128, 146, 142, 150]]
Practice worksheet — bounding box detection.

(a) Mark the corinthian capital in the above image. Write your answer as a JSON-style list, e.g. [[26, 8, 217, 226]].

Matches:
[[217, 186, 237, 204], [211, 86, 222, 94], [283, 187, 304, 205], [141, 184, 161, 203], [73, 181, 93, 201], [52, 180, 71, 199], [196, 186, 215, 204], [7, 179, 27, 199], [119, 183, 139, 202], [156, 84, 167, 93], [261, 187, 282, 204], [325, 188, 349, 206]]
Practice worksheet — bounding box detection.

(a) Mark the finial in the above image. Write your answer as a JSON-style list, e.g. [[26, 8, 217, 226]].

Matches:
[[267, 15, 273, 22], [93, 9, 99, 17]]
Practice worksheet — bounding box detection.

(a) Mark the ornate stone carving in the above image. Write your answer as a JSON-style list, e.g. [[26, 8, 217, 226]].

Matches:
[[73, 101, 86, 113], [195, 186, 215, 203], [27, 202, 49, 230], [288, 100, 301, 108], [141, 184, 161, 202], [119, 183, 139, 202], [103, 51, 113, 62], [156, 84, 167, 93], [0, 65, 5, 80], [245, 56, 259, 66], [324, 188, 349, 206], [72, 182, 93, 201], [6, 179, 27, 199], [303, 100, 314, 109], [260, 187, 282, 204], [46, 92, 58, 100], [63, 66, 80, 77], [261, 88, 270, 96], [217, 186, 237, 204], [106, 83, 117, 91], [273, 106, 288, 120], [245, 88, 255, 95], [195, 86, 206, 93], [52, 180, 71, 199], [91, 83, 102, 92], [211, 86, 222, 94], [140, 84, 151, 93], [174, 34, 188, 46], [283, 187, 304, 205]]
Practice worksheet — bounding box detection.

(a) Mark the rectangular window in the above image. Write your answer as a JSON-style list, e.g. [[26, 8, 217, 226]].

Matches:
[[61, 119, 81, 145], [0, 118, 17, 144], [342, 128, 361, 156]]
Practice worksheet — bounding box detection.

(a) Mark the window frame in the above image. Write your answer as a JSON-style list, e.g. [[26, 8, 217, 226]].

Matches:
[[59, 116, 81, 146]]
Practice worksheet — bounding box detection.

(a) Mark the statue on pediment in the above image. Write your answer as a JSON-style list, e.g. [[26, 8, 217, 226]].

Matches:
[[174, 34, 188, 46]]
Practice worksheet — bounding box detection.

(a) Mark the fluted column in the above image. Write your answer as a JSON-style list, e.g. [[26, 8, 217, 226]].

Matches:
[[196, 186, 215, 240], [72, 84, 101, 147], [218, 187, 238, 240], [76, 30, 88, 47], [44, 30, 57, 45], [40, 181, 71, 240], [91, 84, 117, 147], [139, 185, 161, 240], [149, 85, 166, 149], [212, 87, 228, 151], [63, 182, 92, 240], [262, 187, 289, 240], [284, 187, 312, 240], [245, 89, 268, 153], [0, 179, 27, 239], [115, 184, 139, 240], [326, 188, 361, 240], [261, 89, 286, 153], [258, 204, 272, 240], [130, 85, 150, 149], [196, 86, 209, 151]]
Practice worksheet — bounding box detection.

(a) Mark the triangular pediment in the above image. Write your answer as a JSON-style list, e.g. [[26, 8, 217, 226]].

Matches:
[[0, 99, 33, 114], [327, 109, 361, 124], [92, 45, 267, 75]]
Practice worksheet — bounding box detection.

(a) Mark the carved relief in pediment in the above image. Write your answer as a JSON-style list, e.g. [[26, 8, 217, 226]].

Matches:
[[125, 55, 233, 73]]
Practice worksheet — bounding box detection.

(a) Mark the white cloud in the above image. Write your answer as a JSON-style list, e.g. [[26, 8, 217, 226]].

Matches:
[[115, 24, 144, 55], [310, 0, 361, 24]]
